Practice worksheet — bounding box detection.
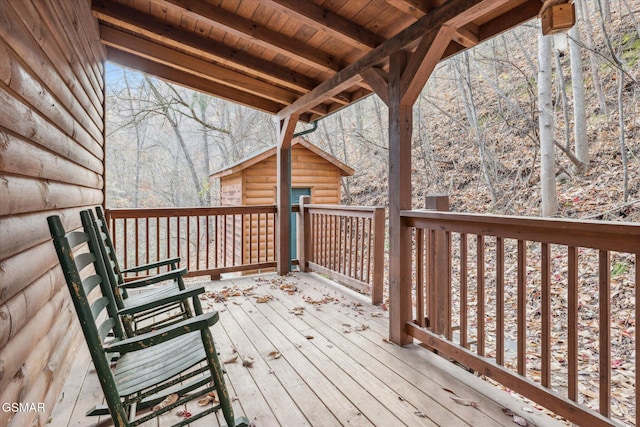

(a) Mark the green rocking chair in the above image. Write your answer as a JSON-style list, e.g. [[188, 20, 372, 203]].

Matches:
[[87, 208, 195, 334], [48, 212, 248, 427]]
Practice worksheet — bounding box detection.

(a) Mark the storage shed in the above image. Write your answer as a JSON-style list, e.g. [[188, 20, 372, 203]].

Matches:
[[210, 137, 354, 262]]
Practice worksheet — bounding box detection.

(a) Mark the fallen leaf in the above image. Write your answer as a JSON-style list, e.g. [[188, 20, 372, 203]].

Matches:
[[355, 324, 369, 331], [414, 411, 428, 418], [152, 393, 178, 411], [223, 355, 238, 364], [242, 356, 254, 367], [255, 295, 273, 303], [442, 388, 457, 395], [305, 335, 314, 340], [267, 351, 282, 359], [450, 396, 480, 408], [512, 415, 528, 426], [198, 391, 219, 406]]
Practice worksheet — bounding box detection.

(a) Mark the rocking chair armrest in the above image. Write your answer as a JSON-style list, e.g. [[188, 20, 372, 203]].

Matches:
[[103, 312, 219, 354], [117, 287, 205, 316], [120, 268, 187, 289], [121, 257, 181, 274]]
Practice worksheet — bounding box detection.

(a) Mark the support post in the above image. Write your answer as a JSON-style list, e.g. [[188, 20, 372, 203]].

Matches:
[[371, 207, 385, 305], [298, 195, 311, 272], [276, 114, 299, 275], [388, 50, 413, 346], [426, 194, 451, 338]]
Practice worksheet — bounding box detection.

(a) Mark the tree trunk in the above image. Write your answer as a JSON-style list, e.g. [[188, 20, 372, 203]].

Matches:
[[538, 30, 558, 217], [568, 23, 589, 173], [578, 0, 608, 116]]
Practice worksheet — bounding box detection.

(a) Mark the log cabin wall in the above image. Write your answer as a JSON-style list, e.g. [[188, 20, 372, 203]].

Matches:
[[0, 1, 105, 425]]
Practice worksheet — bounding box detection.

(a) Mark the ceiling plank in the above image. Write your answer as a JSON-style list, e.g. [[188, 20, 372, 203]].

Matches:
[[100, 25, 301, 105], [92, 0, 320, 93], [266, 0, 385, 50], [107, 48, 284, 114], [277, 0, 491, 119], [155, 0, 344, 73]]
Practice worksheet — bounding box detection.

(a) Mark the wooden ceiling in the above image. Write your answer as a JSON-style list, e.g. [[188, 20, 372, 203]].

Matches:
[[93, 0, 542, 122]]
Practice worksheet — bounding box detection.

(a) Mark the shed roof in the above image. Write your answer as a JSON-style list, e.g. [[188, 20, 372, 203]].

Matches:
[[210, 138, 355, 179], [93, 0, 541, 123]]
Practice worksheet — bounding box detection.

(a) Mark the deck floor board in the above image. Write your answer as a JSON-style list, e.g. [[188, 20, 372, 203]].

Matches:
[[51, 272, 562, 427]]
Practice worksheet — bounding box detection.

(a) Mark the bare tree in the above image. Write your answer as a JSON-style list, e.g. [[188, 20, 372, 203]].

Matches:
[[538, 30, 559, 217]]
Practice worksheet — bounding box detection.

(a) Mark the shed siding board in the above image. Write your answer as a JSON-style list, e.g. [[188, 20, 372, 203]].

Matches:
[[0, 1, 105, 425], [216, 143, 346, 266]]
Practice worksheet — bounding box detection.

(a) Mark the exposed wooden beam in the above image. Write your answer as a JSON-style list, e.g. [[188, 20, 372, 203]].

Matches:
[[92, 0, 321, 93], [266, 0, 385, 50], [276, 114, 299, 275], [277, 0, 498, 119], [360, 67, 389, 105], [156, 0, 343, 73], [388, 49, 413, 346], [106, 48, 284, 114], [100, 25, 301, 105], [477, 0, 540, 41], [454, 24, 480, 48], [401, 24, 457, 105], [384, 0, 445, 19]]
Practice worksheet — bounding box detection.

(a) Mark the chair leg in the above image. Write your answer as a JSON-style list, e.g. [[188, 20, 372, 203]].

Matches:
[[200, 329, 238, 427]]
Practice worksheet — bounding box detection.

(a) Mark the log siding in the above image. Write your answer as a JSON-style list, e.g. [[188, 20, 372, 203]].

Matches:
[[0, 1, 105, 425]]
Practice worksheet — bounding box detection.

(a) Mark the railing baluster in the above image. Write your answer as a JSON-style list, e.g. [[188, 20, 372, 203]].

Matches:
[[477, 234, 485, 357], [496, 237, 504, 366], [366, 217, 372, 284], [416, 228, 425, 328], [541, 242, 551, 388], [186, 215, 191, 270], [123, 218, 128, 270], [599, 249, 610, 417], [155, 217, 160, 267], [460, 233, 468, 348], [145, 217, 149, 268], [359, 217, 365, 282], [135, 217, 139, 269], [517, 239, 527, 377], [568, 246, 578, 402]]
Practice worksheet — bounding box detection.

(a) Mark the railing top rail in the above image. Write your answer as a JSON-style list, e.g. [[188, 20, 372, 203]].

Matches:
[[401, 209, 640, 253], [305, 204, 385, 218], [106, 205, 278, 218]]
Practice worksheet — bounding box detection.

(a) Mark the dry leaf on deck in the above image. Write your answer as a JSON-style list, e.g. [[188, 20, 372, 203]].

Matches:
[[512, 415, 528, 426], [242, 356, 255, 367], [414, 411, 428, 418], [442, 388, 457, 395], [450, 396, 479, 408], [152, 393, 178, 411], [198, 391, 219, 406], [305, 335, 314, 340], [267, 351, 282, 359], [355, 324, 369, 331], [223, 355, 238, 364], [255, 295, 273, 303], [292, 306, 305, 316]]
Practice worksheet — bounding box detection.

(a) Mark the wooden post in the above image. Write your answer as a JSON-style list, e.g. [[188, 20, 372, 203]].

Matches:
[[388, 50, 413, 346], [298, 195, 311, 272], [425, 194, 451, 338], [276, 114, 299, 275], [371, 207, 385, 305]]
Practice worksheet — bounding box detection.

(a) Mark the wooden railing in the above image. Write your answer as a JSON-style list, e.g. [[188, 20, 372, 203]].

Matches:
[[297, 196, 386, 304], [402, 202, 639, 426], [105, 206, 277, 279]]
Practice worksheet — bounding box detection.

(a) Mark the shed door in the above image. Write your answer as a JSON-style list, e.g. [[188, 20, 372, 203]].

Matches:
[[291, 187, 311, 261]]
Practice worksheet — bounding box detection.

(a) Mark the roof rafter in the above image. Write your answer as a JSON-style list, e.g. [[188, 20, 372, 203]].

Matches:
[[100, 25, 302, 105], [93, 0, 320, 93], [265, 0, 385, 50], [277, 0, 507, 119], [154, 0, 344, 73]]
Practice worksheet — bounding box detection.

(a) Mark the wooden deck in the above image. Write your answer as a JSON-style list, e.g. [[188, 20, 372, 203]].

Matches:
[[50, 273, 563, 427]]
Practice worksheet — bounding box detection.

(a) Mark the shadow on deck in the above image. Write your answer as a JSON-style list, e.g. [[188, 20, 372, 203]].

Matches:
[[50, 273, 563, 427]]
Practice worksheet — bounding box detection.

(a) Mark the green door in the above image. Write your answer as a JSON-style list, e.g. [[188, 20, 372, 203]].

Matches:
[[290, 188, 311, 261]]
